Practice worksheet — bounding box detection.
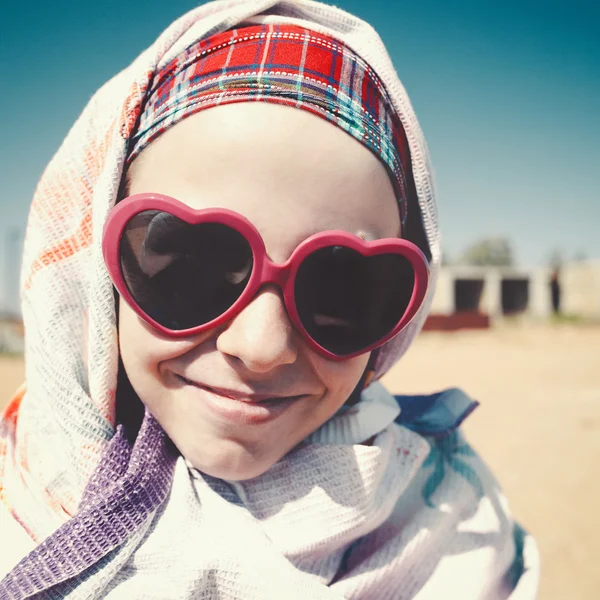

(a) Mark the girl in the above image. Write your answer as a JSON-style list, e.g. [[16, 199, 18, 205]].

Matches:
[[0, 1, 539, 598]]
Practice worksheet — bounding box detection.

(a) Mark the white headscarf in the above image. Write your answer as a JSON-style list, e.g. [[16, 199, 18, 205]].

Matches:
[[1, 0, 441, 541]]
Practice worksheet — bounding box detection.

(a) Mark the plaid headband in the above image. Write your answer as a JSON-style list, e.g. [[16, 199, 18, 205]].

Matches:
[[129, 25, 413, 223]]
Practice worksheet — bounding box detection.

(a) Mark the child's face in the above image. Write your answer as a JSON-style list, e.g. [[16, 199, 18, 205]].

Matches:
[[119, 103, 401, 480]]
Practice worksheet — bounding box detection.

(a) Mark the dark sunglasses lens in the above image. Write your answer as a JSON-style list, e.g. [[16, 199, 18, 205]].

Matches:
[[294, 246, 415, 355], [119, 211, 253, 330]]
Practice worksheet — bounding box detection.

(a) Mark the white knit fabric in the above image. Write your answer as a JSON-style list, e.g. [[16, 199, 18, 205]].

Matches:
[[0, 385, 541, 597], [37, 383, 534, 599]]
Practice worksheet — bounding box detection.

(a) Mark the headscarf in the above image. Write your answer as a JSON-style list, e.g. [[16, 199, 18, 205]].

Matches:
[[1, 0, 441, 537], [6, 3, 544, 599]]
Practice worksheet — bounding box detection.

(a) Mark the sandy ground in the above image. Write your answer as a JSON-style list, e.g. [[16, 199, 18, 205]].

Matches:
[[1, 324, 598, 599]]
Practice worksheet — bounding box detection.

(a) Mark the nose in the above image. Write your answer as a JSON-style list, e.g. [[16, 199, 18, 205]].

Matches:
[[216, 285, 298, 373]]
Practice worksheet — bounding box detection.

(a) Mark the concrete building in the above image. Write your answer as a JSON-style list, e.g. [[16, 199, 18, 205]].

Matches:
[[426, 261, 600, 329], [560, 260, 600, 320]]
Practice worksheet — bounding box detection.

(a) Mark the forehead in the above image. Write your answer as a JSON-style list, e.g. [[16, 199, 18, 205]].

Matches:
[[127, 103, 400, 260]]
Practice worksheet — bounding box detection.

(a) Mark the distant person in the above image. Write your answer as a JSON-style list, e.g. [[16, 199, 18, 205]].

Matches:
[[550, 268, 561, 314], [0, 1, 539, 597]]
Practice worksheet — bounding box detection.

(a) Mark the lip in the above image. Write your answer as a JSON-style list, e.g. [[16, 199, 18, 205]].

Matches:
[[176, 375, 307, 425]]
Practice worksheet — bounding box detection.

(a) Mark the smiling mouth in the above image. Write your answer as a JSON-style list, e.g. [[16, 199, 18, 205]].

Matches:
[[175, 374, 306, 404], [175, 374, 308, 425]]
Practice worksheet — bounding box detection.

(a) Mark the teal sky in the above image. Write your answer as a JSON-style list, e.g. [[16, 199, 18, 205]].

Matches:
[[1, 0, 599, 311]]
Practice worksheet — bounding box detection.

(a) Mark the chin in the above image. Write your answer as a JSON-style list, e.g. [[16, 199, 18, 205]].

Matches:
[[181, 439, 281, 482]]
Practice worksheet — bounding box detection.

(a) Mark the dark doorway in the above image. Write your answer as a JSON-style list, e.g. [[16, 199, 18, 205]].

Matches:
[[501, 278, 529, 314], [454, 279, 484, 313]]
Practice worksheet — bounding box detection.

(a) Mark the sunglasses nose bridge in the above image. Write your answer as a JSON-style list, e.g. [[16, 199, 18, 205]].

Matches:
[[259, 260, 291, 292]]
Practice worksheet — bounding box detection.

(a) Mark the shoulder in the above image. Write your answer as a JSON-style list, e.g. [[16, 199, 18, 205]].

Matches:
[[391, 388, 540, 599], [394, 387, 479, 438]]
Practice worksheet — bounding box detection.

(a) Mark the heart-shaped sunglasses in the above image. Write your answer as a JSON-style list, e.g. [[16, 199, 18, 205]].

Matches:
[[102, 193, 429, 360]]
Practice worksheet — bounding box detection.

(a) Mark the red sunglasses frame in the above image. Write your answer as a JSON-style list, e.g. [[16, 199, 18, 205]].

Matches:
[[102, 193, 429, 360]]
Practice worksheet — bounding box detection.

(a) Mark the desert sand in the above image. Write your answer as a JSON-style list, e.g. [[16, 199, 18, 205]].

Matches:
[[1, 324, 598, 599]]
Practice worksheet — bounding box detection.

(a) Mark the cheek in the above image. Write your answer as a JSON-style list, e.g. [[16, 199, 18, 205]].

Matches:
[[117, 299, 207, 390], [311, 352, 371, 400], [118, 301, 161, 392]]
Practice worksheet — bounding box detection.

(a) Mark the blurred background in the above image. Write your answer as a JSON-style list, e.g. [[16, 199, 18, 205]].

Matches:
[[1, 1, 599, 597]]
